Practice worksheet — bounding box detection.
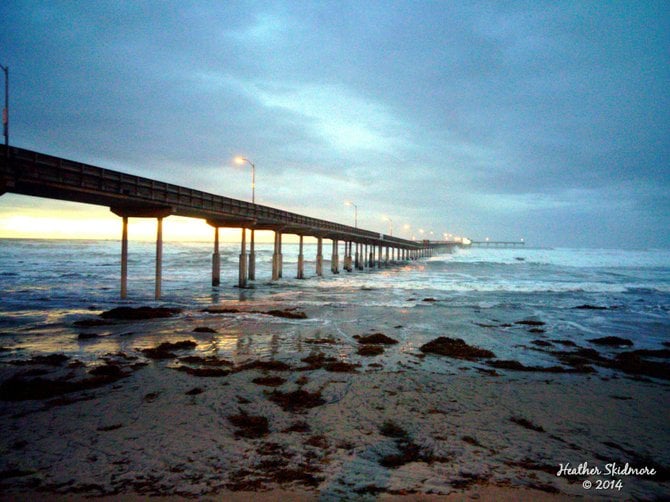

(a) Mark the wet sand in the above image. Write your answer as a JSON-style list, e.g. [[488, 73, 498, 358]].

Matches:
[[1, 302, 669, 500]]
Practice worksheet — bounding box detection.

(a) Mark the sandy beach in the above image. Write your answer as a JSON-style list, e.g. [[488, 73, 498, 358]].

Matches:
[[1, 300, 668, 501]]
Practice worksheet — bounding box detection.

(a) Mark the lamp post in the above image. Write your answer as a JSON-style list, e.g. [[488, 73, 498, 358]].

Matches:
[[0, 64, 8, 152], [234, 156, 255, 204], [234, 156, 256, 280], [345, 201, 358, 228], [384, 217, 393, 236]]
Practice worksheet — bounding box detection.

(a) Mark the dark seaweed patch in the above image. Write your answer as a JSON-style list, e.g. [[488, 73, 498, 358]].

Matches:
[[420, 337, 495, 360], [252, 376, 286, 387], [356, 333, 399, 345], [268, 389, 326, 412], [588, 336, 633, 347], [140, 340, 197, 360], [228, 412, 269, 439], [100, 307, 181, 320], [510, 416, 545, 432], [358, 345, 384, 356]]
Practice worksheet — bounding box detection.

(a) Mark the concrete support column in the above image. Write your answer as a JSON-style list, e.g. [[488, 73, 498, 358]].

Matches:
[[297, 235, 305, 279], [272, 231, 280, 281], [238, 228, 248, 288], [342, 241, 351, 272], [385, 246, 389, 266], [354, 242, 360, 269], [331, 239, 339, 274], [248, 229, 256, 281], [212, 226, 220, 286], [120, 216, 128, 299], [316, 237, 323, 276], [368, 245, 374, 268], [155, 217, 163, 300], [377, 244, 382, 268], [278, 232, 283, 278]]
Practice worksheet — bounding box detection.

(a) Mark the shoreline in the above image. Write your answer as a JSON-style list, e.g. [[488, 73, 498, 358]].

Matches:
[[1, 303, 668, 500]]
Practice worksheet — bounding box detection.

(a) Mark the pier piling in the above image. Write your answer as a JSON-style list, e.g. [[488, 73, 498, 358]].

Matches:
[[120, 216, 128, 299], [297, 235, 305, 279], [316, 237, 323, 276]]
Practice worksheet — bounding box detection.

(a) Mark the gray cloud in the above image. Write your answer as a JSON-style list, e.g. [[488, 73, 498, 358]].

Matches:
[[1, 0, 668, 247]]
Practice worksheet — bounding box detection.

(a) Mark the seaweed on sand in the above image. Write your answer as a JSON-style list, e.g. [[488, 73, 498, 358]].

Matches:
[[268, 389, 326, 412], [510, 416, 545, 433], [356, 333, 399, 345], [100, 307, 181, 320], [358, 345, 384, 356], [228, 411, 269, 438], [252, 376, 286, 387], [140, 340, 197, 360], [419, 337, 495, 360]]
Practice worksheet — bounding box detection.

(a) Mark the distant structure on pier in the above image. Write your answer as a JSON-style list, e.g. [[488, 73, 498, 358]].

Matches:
[[470, 240, 525, 248]]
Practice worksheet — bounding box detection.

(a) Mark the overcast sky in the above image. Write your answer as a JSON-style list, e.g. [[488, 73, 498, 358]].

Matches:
[[1, 0, 668, 247]]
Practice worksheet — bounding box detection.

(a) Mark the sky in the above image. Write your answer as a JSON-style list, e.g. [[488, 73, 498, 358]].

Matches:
[[0, 0, 668, 247]]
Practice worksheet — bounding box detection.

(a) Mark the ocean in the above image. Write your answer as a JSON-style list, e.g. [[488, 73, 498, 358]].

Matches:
[[2, 239, 670, 499], [1, 239, 668, 371]]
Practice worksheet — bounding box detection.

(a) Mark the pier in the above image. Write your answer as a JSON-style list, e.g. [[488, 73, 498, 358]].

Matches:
[[1, 146, 458, 298], [470, 240, 525, 248]]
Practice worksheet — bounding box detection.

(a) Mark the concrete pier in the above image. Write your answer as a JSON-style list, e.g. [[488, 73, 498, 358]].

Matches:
[[120, 216, 128, 299], [238, 228, 248, 288], [344, 241, 352, 272], [155, 217, 163, 300], [272, 231, 281, 281], [248, 229, 256, 281], [112, 207, 172, 300], [212, 226, 220, 286], [278, 232, 283, 279], [3, 146, 451, 296], [331, 239, 339, 274], [297, 235, 305, 279], [316, 237, 323, 276]]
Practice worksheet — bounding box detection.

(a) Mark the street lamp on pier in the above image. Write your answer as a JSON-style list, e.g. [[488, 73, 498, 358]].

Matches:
[[234, 156, 255, 204], [345, 201, 358, 228], [384, 216, 393, 236], [234, 156, 257, 281]]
